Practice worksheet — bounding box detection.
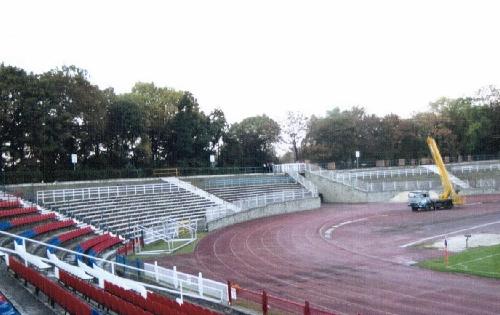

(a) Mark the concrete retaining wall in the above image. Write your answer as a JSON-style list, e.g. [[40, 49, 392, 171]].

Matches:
[[306, 171, 500, 203], [207, 197, 321, 231], [305, 171, 396, 203]]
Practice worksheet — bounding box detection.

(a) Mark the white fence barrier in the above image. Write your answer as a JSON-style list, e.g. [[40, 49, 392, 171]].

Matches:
[[202, 175, 294, 189], [0, 229, 227, 304], [144, 262, 228, 303], [233, 189, 314, 211], [205, 189, 315, 221], [37, 183, 181, 205], [306, 163, 500, 192]]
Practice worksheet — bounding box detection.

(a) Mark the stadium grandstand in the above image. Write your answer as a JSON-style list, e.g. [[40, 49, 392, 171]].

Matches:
[[0, 193, 226, 315], [1, 160, 499, 314], [0, 170, 319, 315]]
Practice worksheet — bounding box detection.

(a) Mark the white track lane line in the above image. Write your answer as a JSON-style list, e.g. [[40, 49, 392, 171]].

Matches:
[[322, 214, 388, 239], [400, 220, 500, 248]]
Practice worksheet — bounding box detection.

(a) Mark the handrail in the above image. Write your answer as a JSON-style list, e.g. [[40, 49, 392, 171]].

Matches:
[[202, 175, 294, 189], [161, 177, 240, 212], [233, 189, 314, 211], [285, 170, 318, 197], [37, 183, 180, 204], [0, 229, 228, 303]]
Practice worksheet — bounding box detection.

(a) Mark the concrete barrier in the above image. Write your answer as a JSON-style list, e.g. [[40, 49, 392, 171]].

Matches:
[[206, 197, 321, 231], [305, 171, 396, 203]]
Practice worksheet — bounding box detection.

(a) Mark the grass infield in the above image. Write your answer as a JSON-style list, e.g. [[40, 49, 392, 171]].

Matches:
[[419, 244, 500, 279]]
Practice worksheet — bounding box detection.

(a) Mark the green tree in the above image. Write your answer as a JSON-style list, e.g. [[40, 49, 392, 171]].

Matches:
[[123, 82, 182, 165], [104, 98, 145, 167], [221, 115, 280, 166], [169, 92, 213, 166], [0, 64, 37, 170]]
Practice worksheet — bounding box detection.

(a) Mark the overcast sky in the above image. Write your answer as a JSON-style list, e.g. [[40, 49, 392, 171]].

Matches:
[[2, 0, 500, 123]]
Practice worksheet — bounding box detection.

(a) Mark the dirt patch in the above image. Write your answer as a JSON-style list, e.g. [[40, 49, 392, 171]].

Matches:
[[427, 233, 500, 252]]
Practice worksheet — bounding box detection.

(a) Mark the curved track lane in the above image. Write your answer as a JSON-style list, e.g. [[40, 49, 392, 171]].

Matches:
[[154, 195, 500, 314]]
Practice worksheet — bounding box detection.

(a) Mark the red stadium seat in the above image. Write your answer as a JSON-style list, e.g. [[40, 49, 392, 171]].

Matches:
[[0, 207, 38, 218], [8, 256, 93, 315]]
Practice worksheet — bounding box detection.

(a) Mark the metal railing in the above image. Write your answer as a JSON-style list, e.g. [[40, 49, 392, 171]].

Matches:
[[205, 189, 315, 222], [287, 171, 318, 196], [273, 163, 308, 173], [449, 163, 500, 174], [162, 177, 240, 213], [202, 175, 294, 189], [308, 165, 500, 193], [0, 229, 229, 303], [205, 204, 239, 222], [144, 262, 228, 302], [37, 183, 181, 205], [233, 189, 314, 211], [307, 162, 500, 181]]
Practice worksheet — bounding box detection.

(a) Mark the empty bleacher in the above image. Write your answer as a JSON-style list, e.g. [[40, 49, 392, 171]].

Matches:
[[200, 174, 311, 204], [312, 161, 500, 193], [37, 183, 218, 238]]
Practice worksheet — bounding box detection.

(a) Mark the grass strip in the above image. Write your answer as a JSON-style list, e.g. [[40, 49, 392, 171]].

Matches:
[[418, 244, 500, 279]]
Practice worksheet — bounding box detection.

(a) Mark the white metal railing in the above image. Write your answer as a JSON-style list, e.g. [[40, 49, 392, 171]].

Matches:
[[202, 175, 294, 189], [161, 177, 240, 213], [0, 229, 229, 303], [37, 183, 181, 205], [273, 163, 308, 173], [205, 189, 315, 222], [303, 162, 500, 183], [144, 262, 228, 302], [205, 204, 239, 222], [307, 162, 500, 192], [307, 167, 368, 191], [282, 169, 318, 197], [233, 189, 314, 211], [450, 163, 500, 174]]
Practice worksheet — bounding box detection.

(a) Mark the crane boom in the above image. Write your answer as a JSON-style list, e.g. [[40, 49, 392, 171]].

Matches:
[[426, 137, 464, 205]]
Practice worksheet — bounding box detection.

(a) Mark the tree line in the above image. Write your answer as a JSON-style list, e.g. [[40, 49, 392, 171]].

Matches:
[[1, 63, 499, 175], [298, 88, 500, 167], [0, 64, 281, 173]]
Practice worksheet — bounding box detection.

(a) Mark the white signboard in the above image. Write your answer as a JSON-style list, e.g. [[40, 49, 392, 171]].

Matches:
[[71, 154, 77, 164], [210, 155, 215, 163], [355, 151, 360, 158]]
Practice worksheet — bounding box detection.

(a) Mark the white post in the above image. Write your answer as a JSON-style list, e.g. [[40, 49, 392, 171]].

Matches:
[[198, 272, 204, 296], [177, 281, 184, 305], [111, 262, 115, 275], [154, 261, 159, 282], [22, 239, 28, 267], [173, 266, 178, 288]]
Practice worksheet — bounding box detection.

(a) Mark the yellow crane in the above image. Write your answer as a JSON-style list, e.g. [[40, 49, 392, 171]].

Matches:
[[408, 137, 464, 211], [426, 136, 464, 206]]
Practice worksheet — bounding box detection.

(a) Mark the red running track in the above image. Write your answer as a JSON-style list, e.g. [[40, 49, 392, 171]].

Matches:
[[153, 195, 500, 315]]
